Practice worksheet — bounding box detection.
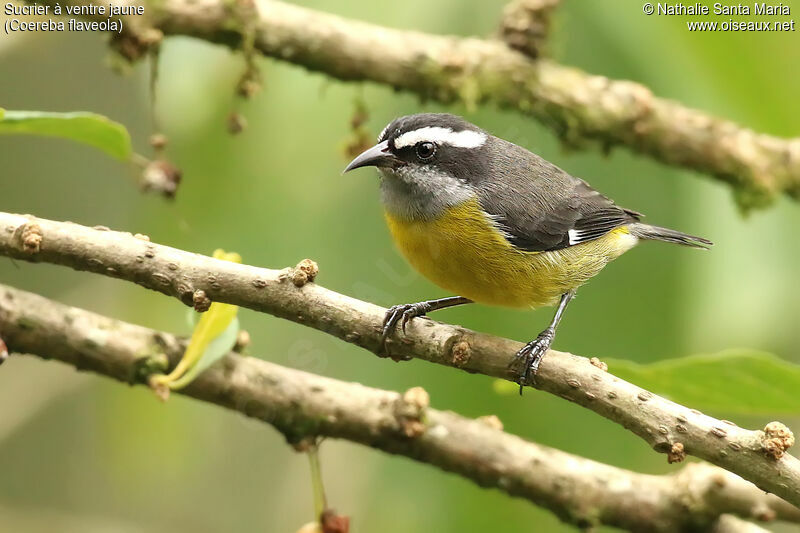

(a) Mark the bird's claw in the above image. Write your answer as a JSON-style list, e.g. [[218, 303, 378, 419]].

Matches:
[[509, 328, 554, 395], [380, 302, 431, 355]]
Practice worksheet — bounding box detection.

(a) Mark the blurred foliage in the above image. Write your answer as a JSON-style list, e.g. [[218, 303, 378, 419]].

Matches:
[[1, 1, 800, 532], [607, 350, 800, 416], [0, 109, 132, 160]]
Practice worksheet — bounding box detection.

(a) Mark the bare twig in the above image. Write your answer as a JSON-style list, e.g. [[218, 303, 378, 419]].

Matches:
[[0, 283, 797, 531], [498, 0, 561, 58], [24, 0, 800, 209], [0, 212, 798, 507]]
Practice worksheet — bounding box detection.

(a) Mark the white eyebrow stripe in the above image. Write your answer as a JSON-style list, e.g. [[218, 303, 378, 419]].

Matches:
[[393, 127, 487, 149], [377, 123, 391, 142]]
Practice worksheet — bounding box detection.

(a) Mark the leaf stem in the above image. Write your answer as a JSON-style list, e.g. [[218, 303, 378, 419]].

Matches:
[[307, 443, 327, 519]]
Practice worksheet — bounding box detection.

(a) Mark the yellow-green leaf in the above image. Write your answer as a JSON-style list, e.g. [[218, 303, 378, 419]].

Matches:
[[0, 110, 131, 160], [169, 317, 240, 389], [149, 250, 242, 396]]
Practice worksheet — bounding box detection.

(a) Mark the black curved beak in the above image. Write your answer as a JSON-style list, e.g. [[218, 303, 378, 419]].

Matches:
[[342, 140, 399, 174]]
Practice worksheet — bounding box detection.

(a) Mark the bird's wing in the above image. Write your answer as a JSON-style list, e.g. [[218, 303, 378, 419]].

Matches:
[[477, 144, 640, 252]]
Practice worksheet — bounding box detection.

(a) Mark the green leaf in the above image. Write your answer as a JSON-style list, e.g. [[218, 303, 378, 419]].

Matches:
[[169, 317, 240, 390], [0, 110, 132, 160], [186, 307, 200, 329], [606, 350, 800, 415]]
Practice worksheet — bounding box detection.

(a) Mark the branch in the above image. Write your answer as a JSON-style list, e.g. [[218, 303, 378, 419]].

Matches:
[[498, 0, 561, 58], [1, 212, 798, 507], [27, 0, 800, 209], [1, 284, 797, 531]]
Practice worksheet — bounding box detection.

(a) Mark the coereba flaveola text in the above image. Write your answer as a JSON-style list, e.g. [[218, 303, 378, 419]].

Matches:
[[344, 113, 712, 392]]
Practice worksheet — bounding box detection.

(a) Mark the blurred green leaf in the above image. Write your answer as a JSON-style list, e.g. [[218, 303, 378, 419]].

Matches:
[[493, 351, 800, 416], [0, 110, 131, 160], [606, 350, 800, 415]]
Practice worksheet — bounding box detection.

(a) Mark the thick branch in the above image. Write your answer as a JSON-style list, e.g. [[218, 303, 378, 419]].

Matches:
[[0, 212, 798, 507], [0, 284, 796, 531], [28, 0, 800, 209]]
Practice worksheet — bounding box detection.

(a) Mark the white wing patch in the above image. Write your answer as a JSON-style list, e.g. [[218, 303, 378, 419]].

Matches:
[[568, 227, 636, 249], [567, 229, 580, 245], [393, 127, 487, 149]]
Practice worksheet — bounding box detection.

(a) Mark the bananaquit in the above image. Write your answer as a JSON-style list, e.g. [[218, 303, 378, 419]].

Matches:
[[344, 113, 712, 392]]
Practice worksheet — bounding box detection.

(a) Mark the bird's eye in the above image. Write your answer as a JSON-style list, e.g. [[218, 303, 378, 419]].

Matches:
[[415, 141, 436, 160]]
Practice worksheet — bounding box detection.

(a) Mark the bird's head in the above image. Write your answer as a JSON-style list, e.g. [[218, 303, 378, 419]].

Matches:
[[343, 113, 492, 219]]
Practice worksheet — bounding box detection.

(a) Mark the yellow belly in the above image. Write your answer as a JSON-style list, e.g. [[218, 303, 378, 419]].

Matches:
[[384, 198, 637, 308]]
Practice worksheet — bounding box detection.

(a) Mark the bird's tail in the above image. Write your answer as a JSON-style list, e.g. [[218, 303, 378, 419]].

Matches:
[[629, 223, 713, 249]]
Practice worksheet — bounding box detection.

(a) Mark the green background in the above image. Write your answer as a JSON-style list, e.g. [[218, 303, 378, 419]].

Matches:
[[1, 1, 799, 531]]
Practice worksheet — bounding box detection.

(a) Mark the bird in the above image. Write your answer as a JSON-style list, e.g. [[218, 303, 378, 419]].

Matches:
[[343, 113, 712, 392]]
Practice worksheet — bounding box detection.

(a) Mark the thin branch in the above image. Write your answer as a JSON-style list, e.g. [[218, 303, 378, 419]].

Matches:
[[26, 0, 800, 209], [498, 0, 561, 58], [0, 284, 796, 532], [0, 211, 798, 508]]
